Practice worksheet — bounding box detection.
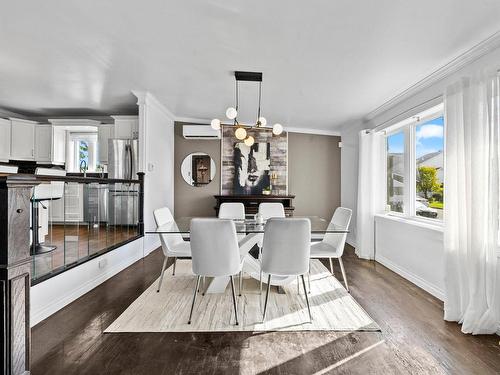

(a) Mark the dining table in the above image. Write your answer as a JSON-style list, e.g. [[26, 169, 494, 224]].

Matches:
[[146, 216, 349, 293]]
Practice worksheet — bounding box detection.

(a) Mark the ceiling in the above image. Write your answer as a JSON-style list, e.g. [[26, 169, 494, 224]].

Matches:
[[1, 1, 500, 130]]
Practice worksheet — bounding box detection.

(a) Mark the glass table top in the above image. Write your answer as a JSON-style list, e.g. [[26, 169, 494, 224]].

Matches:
[[146, 216, 349, 234]]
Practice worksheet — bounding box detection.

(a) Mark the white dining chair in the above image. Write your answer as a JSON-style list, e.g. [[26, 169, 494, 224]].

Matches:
[[188, 218, 245, 325], [310, 207, 352, 292], [219, 202, 246, 242], [258, 202, 285, 219], [218, 202, 245, 220], [257, 203, 285, 294], [153, 207, 191, 292], [261, 218, 312, 322]]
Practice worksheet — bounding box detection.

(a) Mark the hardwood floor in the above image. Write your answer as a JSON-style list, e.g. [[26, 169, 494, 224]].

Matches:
[[31, 245, 500, 374]]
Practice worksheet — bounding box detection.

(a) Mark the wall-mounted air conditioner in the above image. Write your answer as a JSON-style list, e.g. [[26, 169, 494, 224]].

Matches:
[[182, 125, 221, 140]]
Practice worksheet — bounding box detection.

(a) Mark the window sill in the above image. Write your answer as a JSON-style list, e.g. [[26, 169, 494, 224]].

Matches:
[[375, 213, 444, 233]]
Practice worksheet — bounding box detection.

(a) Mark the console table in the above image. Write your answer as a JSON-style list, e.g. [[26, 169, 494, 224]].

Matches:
[[214, 195, 295, 216]]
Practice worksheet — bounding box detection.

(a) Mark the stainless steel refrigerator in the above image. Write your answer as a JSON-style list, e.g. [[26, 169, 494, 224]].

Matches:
[[108, 139, 139, 226]]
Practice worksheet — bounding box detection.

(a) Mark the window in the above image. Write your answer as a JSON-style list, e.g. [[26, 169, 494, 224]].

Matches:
[[415, 116, 444, 220], [386, 131, 405, 213], [78, 140, 89, 170], [67, 133, 98, 172], [384, 104, 444, 221]]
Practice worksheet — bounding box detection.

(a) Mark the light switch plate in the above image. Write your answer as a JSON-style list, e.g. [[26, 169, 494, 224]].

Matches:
[[148, 163, 154, 172]]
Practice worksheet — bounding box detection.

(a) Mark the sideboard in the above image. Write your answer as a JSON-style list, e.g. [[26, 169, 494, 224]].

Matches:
[[214, 195, 295, 216]]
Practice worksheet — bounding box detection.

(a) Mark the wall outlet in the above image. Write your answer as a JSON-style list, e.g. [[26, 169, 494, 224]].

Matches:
[[148, 163, 154, 172], [98, 258, 108, 269]]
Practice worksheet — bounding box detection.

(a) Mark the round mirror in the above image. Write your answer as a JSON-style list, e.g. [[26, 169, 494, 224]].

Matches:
[[181, 152, 216, 187]]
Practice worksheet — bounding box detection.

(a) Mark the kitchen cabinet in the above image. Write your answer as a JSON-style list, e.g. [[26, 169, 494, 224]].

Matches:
[[98, 124, 114, 164], [10, 118, 36, 161], [35, 125, 52, 162], [48, 184, 84, 222], [112, 115, 139, 139], [0, 118, 11, 162], [52, 127, 66, 164], [34, 125, 66, 165]]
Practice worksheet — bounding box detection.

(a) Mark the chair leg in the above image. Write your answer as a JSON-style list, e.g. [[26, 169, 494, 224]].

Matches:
[[188, 276, 201, 324], [259, 246, 263, 295], [262, 274, 272, 322], [239, 271, 243, 296], [260, 269, 263, 295], [338, 257, 349, 292], [156, 257, 168, 292], [307, 271, 311, 294], [172, 257, 177, 276], [301, 275, 313, 322], [230, 275, 239, 325], [329, 258, 335, 276]]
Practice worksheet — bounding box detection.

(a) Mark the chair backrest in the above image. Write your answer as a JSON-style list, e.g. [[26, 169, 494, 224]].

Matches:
[[261, 218, 311, 276], [153, 207, 184, 256], [218, 202, 245, 220], [322, 207, 352, 256], [258, 203, 285, 220], [33, 167, 66, 200], [190, 218, 241, 277]]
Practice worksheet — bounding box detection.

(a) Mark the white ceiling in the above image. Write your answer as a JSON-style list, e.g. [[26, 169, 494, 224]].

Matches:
[[1, 1, 500, 130]]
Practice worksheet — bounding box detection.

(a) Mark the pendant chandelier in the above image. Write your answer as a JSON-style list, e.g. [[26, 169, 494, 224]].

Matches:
[[210, 71, 284, 146]]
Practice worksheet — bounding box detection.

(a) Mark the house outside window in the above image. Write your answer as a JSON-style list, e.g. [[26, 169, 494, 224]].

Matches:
[[384, 103, 444, 221]]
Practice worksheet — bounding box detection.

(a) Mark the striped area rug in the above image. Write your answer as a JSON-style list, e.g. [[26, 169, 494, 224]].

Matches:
[[105, 259, 379, 332]]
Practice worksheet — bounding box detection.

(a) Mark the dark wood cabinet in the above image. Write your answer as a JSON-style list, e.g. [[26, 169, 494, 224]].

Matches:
[[214, 195, 295, 216]]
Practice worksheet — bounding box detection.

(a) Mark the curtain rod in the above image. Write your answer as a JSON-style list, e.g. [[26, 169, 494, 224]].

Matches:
[[370, 94, 443, 133]]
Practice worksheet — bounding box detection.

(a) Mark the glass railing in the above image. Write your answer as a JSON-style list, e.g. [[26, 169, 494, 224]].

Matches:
[[30, 174, 144, 283]]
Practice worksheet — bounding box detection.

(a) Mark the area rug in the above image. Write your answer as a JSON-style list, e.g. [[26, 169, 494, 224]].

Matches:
[[104, 259, 380, 332]]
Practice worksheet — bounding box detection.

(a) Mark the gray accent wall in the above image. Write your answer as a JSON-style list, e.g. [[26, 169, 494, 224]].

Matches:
[[174, 122, 341, 219], [288, 132, 341, 219], [174, 123, 221, 217]]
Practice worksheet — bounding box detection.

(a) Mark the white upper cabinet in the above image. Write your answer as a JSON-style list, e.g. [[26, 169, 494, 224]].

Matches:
[[52, 126, 66, 164], [35, 125, 52, 162], [10, 118, 36, 161], [0, 118, 11, 162], [98, 124, 114, 164], [34, 124, 66, 165], [112, 115, 138, 139]]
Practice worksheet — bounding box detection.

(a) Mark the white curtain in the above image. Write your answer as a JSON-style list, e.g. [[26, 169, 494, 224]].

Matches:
[[444, 71, 500, 334], [356, 130, 385, 259]]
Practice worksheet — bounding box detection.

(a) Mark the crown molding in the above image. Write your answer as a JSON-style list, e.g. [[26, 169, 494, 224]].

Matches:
[[132, 91, 176, 121], [285, 126, 340, 137], [48, 119, 101, 126], [175, 116, 213, 124], [0, 108, 28, 120], [364, 30, 500, 122]]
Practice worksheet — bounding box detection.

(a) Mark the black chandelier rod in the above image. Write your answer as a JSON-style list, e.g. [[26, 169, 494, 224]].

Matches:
[[257, 81, 262, 122]]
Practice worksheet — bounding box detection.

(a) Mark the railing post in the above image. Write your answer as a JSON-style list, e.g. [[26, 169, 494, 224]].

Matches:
[[137, 172, 145, 235], [0, 175, 39, 375]]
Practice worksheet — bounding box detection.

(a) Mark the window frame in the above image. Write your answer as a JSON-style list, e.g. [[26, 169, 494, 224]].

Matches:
[[384, 104, 444, 224]]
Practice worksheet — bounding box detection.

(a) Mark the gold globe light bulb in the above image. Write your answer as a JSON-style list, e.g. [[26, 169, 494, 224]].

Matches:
[[235, 127, 247, 140]]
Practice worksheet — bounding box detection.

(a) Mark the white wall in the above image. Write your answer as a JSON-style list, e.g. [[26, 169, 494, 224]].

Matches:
[[341, 36, 500, 305], [375, 215, 444, 299], [135, 92, 175, 255], [31, 237, 143, 326], [340, 121, 363, 247]]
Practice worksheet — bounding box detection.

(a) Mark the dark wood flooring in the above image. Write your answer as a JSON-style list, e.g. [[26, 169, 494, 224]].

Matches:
[[31, 245, 500, 374]]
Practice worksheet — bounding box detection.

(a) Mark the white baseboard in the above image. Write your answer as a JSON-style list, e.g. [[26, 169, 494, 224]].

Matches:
[[376, 254, 444, 301], [144, 237, 160, 256], [31, 238, 144, 326]]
